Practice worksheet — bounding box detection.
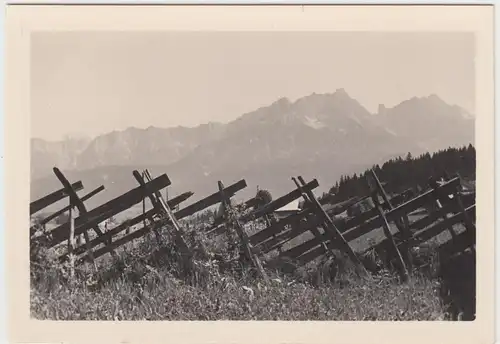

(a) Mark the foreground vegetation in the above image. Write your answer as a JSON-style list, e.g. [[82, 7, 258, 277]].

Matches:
[[30, 218, 469, 321], [30, 146, 476, 321], [31, 269, 444, 321]]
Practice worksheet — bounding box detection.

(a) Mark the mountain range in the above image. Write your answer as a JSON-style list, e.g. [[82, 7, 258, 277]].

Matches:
[[30, 89, 475, 211]]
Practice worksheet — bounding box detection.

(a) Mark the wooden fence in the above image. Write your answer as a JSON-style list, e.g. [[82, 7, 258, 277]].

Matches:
[[31, 167, 249, 272], [30, 166, 476, 284], [201, 170, 475, 282]]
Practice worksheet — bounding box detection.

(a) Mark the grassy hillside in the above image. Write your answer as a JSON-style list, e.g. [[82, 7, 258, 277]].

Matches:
[[30, 210, 473, 321]]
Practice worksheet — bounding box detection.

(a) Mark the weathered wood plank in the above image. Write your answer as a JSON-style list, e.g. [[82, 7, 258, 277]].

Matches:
[[428, 178, 460, 243], [141, 170, 192, 260], [437, 227, 475, 257], [217, 180, 268, 281], [340, 178, 461, 242], [77, 185, 192, 265], [174, 179, 247, 220], [249, 208, 311, 245], [412, 205, 475, 246], [37, 174, 171, 248], [295, 242, 333, 266], [78, 224, 155, 263], [357, 190, 475, 241], [36, 185, 105, 227], [133, 171, 163, 244], [30, 185, 106, 238], [30, 181, 84, 215], [61, 208, 156, 261], [339, 189, 413, 232], [52, 167, 102, 265], [454, 191, 476, 238], [64, 187, 196, 262], [257, 218, 314, 253], [169, 191, 195, 208], [369, 170, 412, 275], [67, 205, 76, 278], [280, 227, 328, 260], [75, 188, 189, 247], [358, 204, 475, 257], [370, 190, 408, 281], [324, 196, 365, 217], [295, 186, 470, 267], [287, 187, 409, 272], [410, 203, 458, 232], [293, 177, 337, 259], [242, 179, 319, 222], [369, 170, 412, 236], [274, 209, 301, 219], [385, 178, 461, 219], [280, 209, 378, 262], [83, 173, 172, 223], [243, 196, 259, 210]]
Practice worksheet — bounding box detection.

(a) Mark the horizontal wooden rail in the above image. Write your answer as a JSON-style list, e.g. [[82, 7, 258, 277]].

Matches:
[[30, 181, 84, 215], [61, 208, 157, 261], [279, 179, 463, 266], [339, 178, 461, 243], [437, 229, 475, 257], [249, 208, 312, 245], [411, 205, 475, 245], [324, 196, 365, 217], [410, 195, 476, 232], [60, 187, 193, 259], [30, 185, 106, 237], [242, 179, 319, 222], [39, 186, 105, 225], [36, 174, 171, 248], [338, 189, 413, 232], [257, 219, 313, 253], [357, 204, 475, 258], [174, 179, 247, 220], [280, 229, 328, 260], [78, 224, 157, 263], [65, 188, 194, 262]]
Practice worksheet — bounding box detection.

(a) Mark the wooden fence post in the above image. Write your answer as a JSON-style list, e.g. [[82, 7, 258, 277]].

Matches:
[[369, 170, 413, 271], [30, 181, 84, 216], [291, 178, 336, 259], [451, 175, 476, 254], [53, 168, 101, 271], [295, 176, 368, 276], [218, 180, 269, 282], [370, 191, 409, 283], [68, 202, 75, 279], [428, 177, 458, 243], [132, 171, 164, 246], [142, 171, 147, 229], [31, 185, 105, 234], [139, 170, 193, 271]]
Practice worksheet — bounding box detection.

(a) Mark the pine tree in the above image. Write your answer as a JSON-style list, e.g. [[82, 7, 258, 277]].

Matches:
[[327, 145, 475, 202]]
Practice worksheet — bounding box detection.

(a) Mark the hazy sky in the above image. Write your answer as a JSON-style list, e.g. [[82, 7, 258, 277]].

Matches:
[[31, 31, 475, 141]]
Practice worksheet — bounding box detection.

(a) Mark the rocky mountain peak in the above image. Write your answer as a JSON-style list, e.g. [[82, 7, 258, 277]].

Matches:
[[31, 90, 474, 207]]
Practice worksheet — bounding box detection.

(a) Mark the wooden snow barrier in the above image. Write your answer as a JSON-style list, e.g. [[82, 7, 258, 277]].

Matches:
[[240, 173, 475, 284], [30, 164, 475, 289]]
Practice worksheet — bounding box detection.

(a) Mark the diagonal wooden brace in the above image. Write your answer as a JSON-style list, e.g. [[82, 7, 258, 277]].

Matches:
[[296, 176, 368, 276]]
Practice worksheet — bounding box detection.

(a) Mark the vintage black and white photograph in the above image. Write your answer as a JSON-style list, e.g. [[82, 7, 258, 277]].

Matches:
[[12, 4, 492, 330]]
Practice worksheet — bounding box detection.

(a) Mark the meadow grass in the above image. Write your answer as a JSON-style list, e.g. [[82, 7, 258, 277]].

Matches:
[[30, 215, 455, 321], [31, 268, 445, 321]]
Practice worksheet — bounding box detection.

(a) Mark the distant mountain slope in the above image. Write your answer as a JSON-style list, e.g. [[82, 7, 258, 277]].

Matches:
[[30, 136, 90, 180], [30, 90, 474, 210], [377, 94, 474, 153], [31, 123, 226, 180]]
